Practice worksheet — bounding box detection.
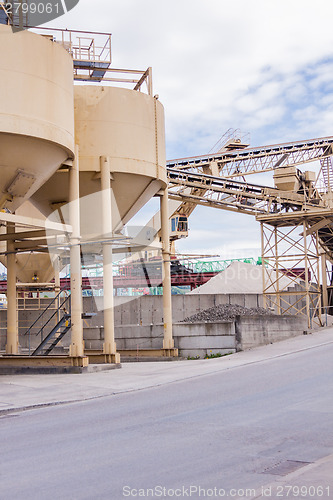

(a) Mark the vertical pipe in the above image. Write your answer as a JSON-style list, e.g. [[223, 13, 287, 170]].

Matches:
[[154, 94, 160, 180], [54, 255, 61, 322], [54, 256, 61, 292], [6, 223, 18, 355], [69, 146, 84, 357], [100, 156, 117, 357], [160, 187, 174, 350], [148, 67, 153, 96]]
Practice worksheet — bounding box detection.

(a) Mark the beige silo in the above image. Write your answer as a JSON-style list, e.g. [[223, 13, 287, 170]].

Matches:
[[29, 84, 170, 361], [31, 85, 167, 235], [0, 25, 75, 212]]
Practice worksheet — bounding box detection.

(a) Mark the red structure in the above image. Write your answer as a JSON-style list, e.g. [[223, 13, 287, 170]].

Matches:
[[0, 271, 219, 294]]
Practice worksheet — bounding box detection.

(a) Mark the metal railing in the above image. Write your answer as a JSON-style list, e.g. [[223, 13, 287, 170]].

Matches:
[[310, 306, 333, 329], [24, 287, 70, 354], [29, 26, 153, 93]]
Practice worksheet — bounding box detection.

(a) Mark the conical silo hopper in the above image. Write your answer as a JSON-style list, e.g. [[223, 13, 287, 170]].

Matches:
[[0, 25, 74, 213], [0, 202, 56, 283], [31, 85, 167, 240]]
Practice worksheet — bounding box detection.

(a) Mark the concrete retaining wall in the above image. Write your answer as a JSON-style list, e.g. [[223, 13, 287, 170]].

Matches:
[[84, 321, 236, 359], [84, 293, 263, 325], [235, 314, 307, 350], [0, 293, 307, 357], [83, 314, 307, 358]]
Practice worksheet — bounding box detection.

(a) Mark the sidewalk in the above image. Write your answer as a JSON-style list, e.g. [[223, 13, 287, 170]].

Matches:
[[1, 328, 333, 499], [248, 453, 333, 499]]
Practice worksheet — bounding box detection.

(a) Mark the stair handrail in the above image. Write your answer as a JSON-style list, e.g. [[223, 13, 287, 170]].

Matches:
[[31, 315, 71, 356], [24, 287, 70, 337], [32, 295, 71, 340]]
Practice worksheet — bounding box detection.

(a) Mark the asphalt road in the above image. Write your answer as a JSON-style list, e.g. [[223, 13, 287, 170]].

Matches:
[[1, 343, 333, 500]]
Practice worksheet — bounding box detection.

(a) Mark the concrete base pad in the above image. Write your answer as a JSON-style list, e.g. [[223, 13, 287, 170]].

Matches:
[[85, 348, 178, 362], [0, 364, 121, 375], [85, 352, 121, 364], [0, 355, 121, 374], [119, 348, 179, 359], [0, 355, 89, 374]]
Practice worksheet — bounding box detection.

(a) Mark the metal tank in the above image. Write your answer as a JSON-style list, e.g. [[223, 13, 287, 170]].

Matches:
[[0, 25, 74, 283], [31, 85, 167, 239], [0, 25, 74, 212]]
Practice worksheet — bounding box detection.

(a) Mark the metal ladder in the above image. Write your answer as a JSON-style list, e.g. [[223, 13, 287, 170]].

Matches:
[[320, 157, 333, 190]]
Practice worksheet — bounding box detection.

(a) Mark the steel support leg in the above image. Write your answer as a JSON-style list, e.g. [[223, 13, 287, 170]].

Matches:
[[321, 252, 328, 310], [100, 156, 119, 362], [69, 146, 84, 357], [6, 223, 18, 354], [160, 187, 174, 350]]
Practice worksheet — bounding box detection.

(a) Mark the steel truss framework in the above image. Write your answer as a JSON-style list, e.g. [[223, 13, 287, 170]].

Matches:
[[260, 220, 322, 328], [167, 136, 333, 178], [167, 146, 333, 325], [167, 136, 333, 225], [167, 169, 322, 217]]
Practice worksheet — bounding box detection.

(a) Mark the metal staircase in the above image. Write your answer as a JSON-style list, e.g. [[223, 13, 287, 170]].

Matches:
[[25, 289, 71, 356], [32, 313, 71, 356]]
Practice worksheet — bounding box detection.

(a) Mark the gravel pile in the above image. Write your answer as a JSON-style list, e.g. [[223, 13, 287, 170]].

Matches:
[[188, 261, 298, 295], [183, 303, 274, 323]]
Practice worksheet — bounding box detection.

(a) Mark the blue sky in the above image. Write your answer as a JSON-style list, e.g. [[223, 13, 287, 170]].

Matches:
[[46, 0, 333, 260]]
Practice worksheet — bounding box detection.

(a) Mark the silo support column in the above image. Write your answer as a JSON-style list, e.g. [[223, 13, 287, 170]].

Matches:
[[100, 156, 119, 363], [6, 223, 18, 355], [69, 146, 85, 359], [160, 187, 175, 354]]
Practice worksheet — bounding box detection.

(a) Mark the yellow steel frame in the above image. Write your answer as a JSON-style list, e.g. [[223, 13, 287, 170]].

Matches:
[[259, 220, 322, 328], [167, 162, 333, 325]]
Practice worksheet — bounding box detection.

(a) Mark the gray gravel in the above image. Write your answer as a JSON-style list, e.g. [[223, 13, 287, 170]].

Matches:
[[183, 303, 274, 323]]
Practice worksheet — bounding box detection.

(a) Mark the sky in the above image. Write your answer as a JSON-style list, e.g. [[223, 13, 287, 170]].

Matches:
[[45, 0, 333, 261]]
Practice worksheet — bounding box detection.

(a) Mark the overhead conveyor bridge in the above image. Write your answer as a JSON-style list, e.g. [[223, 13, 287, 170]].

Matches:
[[167, 168, 324, 217], [167, 136, 333, 178], [166, 139, 333, 327]]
